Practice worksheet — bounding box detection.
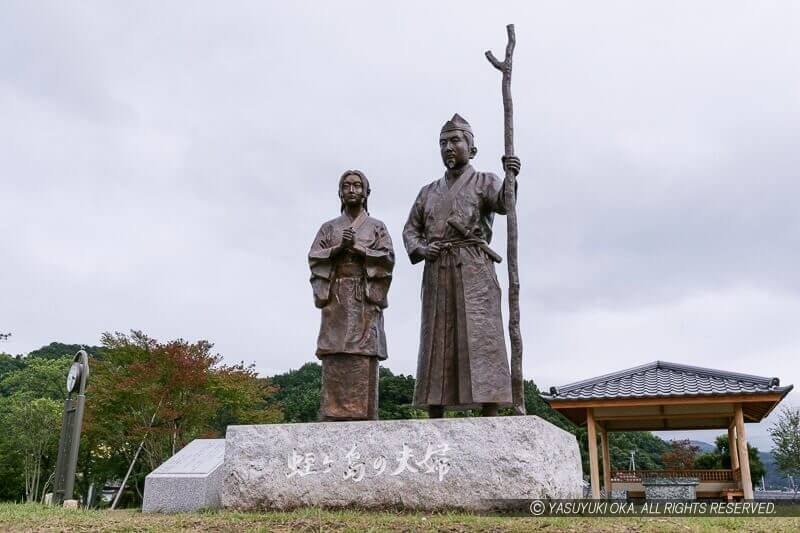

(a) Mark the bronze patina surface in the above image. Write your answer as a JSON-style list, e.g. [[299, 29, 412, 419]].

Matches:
[[403, 115, 520, 417], [319, 353, 379, 420], [309, 170, 394, 421]]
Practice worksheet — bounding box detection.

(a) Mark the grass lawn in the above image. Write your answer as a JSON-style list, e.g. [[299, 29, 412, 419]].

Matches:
[[1, 503, 799, 532]]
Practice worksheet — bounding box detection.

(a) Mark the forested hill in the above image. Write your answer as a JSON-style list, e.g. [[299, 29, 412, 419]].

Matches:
[[0, 339, 777, 504]]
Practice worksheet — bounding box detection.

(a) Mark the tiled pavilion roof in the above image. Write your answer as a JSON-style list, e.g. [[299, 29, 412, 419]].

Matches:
[[545, 361, 792, 401]]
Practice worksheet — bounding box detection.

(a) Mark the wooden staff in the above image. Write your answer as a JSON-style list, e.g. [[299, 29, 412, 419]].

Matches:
[[486, 24, 525, 415]]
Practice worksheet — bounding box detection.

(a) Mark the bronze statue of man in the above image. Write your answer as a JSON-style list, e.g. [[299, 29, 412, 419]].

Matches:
[[403, 114, 521, 418], [309, 170, 394, 421]]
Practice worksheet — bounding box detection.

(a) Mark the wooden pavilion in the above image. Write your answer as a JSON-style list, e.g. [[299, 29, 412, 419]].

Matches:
[[543, 361, 793, 500]]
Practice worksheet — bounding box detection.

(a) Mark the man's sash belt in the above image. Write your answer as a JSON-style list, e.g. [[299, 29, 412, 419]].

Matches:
[[432, 238, 502, 264]]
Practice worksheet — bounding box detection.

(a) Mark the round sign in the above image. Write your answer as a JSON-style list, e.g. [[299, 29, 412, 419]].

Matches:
[[66, 362, 82, 393]]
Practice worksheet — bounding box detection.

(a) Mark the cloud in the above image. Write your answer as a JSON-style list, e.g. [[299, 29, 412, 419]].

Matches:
[[2, 1, 797, 426]]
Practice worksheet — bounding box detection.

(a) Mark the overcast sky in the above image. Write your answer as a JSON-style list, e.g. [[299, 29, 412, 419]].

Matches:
[[2, 1, 798, 449]]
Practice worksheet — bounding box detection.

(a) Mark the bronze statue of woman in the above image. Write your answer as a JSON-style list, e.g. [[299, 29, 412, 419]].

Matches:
[[308, 170, 394, 421]]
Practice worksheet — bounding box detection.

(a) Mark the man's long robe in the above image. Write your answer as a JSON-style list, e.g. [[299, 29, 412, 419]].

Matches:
[[309, 211, 394, 419], [403, 165, 512, 409]]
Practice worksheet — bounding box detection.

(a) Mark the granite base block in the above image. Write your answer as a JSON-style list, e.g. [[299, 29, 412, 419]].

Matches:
[[222, 416, 582, 511], [142, 439, 225, 513]]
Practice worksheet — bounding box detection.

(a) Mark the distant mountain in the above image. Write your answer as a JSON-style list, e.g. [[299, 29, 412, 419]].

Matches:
[[688, 440, 715, 453]]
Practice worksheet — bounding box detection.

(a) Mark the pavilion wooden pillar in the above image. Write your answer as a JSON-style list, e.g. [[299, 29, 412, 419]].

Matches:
[[600, 425, 612, 499], [728, 421, 739, 473], [734, 404, 754, 499], [586, 408, 601, 499]]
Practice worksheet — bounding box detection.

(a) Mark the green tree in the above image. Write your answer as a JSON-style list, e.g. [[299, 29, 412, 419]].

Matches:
[[0, 445, 24, 499], [379, 368, 425, 420], [0, 353, 25, 382], [609, 432, 670, 471], [268, 363, 323, 422], [523, 380, 575, 432], [83, 331, 280, 505], [769, 406, 800, 492], [207, 364, 282, 433], [0, 354, 67, 501], [0, 357, 71, 401], [0, 395, 62, 502], [26, 342, 103, 361], [693, 452, 721, 470]]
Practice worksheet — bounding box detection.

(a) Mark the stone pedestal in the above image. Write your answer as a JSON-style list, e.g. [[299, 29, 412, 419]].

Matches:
[[222, 416, 582, 511], [143, 439, 225, 513], [642, 477, 699, 500]]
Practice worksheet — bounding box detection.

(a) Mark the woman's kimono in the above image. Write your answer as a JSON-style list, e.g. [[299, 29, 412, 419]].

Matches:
[[308, 210, 394, 420], [403, 164, 513, 409]]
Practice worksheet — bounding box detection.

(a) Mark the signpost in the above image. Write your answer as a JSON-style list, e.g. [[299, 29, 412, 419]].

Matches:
[[52, 349, 89, 506]]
